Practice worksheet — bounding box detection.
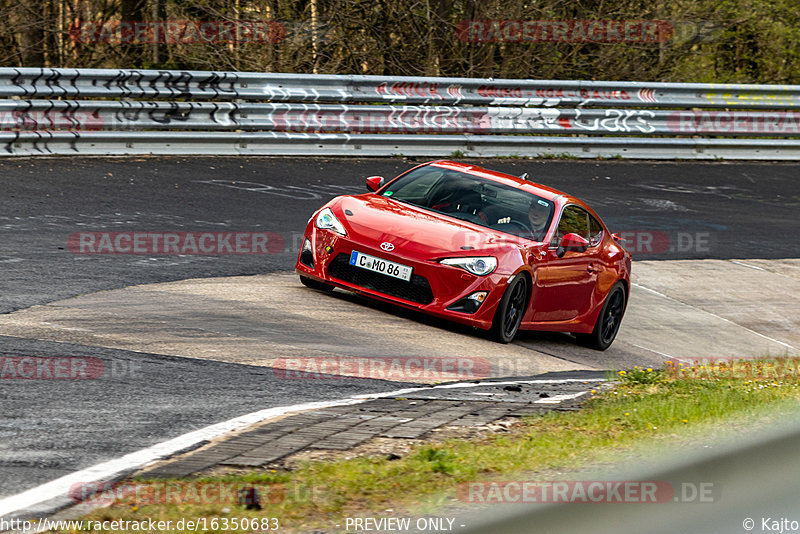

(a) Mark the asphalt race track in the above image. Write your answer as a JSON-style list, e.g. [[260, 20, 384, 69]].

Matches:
[[2, 157, 799, 314], [1, 157, 799, 508]]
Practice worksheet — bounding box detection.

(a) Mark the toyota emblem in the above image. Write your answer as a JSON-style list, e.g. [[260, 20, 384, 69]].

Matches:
[[380, 242, 395, 251]]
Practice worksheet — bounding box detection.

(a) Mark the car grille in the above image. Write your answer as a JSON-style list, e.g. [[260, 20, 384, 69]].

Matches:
[[328, 253, 434, 305]]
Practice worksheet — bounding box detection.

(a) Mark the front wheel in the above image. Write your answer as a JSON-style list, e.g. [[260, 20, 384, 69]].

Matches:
[[490, 274, 528, 343], [299, 275, 335, 292], [576, 282, 627, 351]]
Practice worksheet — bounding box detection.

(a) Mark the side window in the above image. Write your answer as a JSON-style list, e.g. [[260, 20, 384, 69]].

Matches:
[[588, 214, 604, 246], [550, 205, 590, 248]]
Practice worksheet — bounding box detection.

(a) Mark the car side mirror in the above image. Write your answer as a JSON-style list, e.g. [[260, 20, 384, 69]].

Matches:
[[366, 176, 385, 192], [557, 233, 589, 257]]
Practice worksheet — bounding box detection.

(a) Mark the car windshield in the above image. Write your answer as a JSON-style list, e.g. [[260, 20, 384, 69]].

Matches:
[[380, 165, 555, 241]]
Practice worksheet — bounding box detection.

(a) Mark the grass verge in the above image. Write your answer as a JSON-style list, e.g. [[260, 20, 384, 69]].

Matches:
[[55, 360, 800, 533]]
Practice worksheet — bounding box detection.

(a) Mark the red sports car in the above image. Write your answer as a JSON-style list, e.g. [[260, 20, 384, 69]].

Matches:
[[296, 161, 631, 349]]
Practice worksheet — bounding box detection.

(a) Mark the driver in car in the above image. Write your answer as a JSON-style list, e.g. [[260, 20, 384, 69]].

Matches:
[[492, 197, 551, 238], [528, 198, 551, 237]]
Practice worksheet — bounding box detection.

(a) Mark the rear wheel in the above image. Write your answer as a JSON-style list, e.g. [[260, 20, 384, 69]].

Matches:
[[299, 275, 335, 292], [576, 282, 626, 351], [490, 274, 528, 343]]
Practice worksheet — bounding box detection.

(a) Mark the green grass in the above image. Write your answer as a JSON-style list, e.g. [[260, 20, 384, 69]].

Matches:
[[59, 362, 800, 533], [537, 152, 579, 160]]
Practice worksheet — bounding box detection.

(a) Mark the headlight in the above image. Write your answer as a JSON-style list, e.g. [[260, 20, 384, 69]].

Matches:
[[439, 256, 497, 276], [315, 207, 347, 236]]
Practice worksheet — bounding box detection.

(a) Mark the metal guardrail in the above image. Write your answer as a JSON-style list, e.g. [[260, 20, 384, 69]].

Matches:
[[2, 68, 800, 108], [1, 67, 800, 158], [3, 100, 799, 137], [456, 410, 800, 534], [5, 131, 800, 159]]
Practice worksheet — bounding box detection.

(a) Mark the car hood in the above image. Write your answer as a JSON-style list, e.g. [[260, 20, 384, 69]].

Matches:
[[333, 194, 534, 257]]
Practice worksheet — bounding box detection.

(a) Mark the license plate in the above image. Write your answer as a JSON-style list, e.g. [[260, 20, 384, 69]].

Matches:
[[349, 250, 413, 281]]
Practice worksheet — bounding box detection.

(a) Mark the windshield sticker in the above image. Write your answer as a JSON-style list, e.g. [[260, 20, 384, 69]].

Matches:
[[538, 200, 549, 207]]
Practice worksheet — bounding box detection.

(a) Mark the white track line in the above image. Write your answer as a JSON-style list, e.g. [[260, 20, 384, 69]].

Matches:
[[0, 377, 602, 520], [627, 342, 687, 364], [632, 282, 797, 352], [730, 260, 766, 271], [534, 391, 590, 404]]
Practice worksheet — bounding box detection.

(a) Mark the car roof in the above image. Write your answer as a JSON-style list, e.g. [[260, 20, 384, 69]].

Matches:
[[428, 160, 567, 203]]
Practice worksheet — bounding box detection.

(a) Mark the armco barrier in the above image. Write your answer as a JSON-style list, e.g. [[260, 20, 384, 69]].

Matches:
[[5, 131, 800, 159], [2, 68, 799, 108], [4, 100, 800, 137], [458, 413, 800, 534], [1, 67, 800, 158]]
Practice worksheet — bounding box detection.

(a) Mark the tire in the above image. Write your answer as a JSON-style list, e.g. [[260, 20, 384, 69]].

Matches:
[[299, 275, 335, 292], [576, 282, 627, 351], [490, 274, 528, 343]]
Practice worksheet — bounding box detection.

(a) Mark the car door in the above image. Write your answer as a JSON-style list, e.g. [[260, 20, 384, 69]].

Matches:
[[532, 205, 602, 322]]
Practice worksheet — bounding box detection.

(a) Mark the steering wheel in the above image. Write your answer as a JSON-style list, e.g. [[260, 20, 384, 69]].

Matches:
[[499, 220, 534, 235], [454, 211, 487, 225]]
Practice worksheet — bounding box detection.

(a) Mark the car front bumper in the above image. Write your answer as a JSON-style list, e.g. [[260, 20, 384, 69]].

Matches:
[[294, 224, 513, 330]]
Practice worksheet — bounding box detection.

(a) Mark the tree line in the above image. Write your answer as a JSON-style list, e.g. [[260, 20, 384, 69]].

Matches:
[[1, 0, 798, 83]]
